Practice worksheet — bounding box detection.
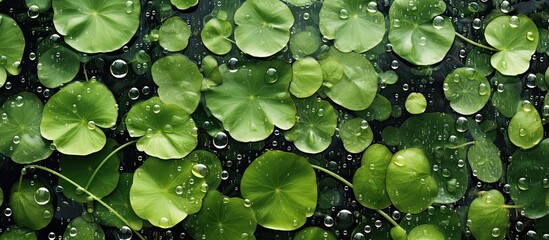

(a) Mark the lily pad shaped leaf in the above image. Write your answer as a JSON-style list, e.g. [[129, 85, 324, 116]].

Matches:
[[151, 54, 202, 113], [62, 217, 105, 240], [508, 138, 549, 219], [205, 60, 296, 142], [319, 47, 378, 111], [485, 14, 539, 76], [468, 122, 502, 183], [405, 92, 427, 114], [37, 46, 80, 88], [0, 92, 52, 164], [339, 118, 373, 153], [285, 97, 337, 154], [386, 148, 438, 214], [125, 97, 198, 159], [467, 190, 509, 240], [0, 226, 37, 240], [443, 68, 490, 115], [508, 101, 543, 149], [490, 73, 521, 118], [388, 0, 455, 65], [158, 17, 191, 52], [353, 144, 392, 209], [290, 57, 323, 98], [171, 0, 198, 10], [52, 0, 141, 53], [290, 26, 321, 58], [234, 0, 294, 57], [9, 179, 53, 230], [294, 227, 336, 240], [201, 17, 233, 55], [319, 0, 385, 53], [58, 139, 120, 203], [241, 151, 317, 230], [130, 157, 206, 228], [184, 191, 257, 240], [0, 14, 25, 79], [40, 80, 118, 155]]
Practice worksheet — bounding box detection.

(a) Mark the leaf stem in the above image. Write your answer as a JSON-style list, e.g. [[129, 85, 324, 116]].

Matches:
[[502, 204, 524, 209], [84, 140, 138, 190], [455, 32, 498, 51], [83, 64, 90, 82], [224, 37, 236, 44], [24, 165, 145, 240], [446, 141, 477, 150], [374, 209, 401, 229]]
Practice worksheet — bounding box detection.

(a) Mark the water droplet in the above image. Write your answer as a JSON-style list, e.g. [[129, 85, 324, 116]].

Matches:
[[455, 117, 468, 132], [392, 18, 401, 28], [302, 12, 310, 20], [87, 120, 96, 130], [145, 128, 154, 138], [200, 183, 209, 193], [213, 132, 228, 149], [191, 164, 209, 178], [227, 58, 239, 72], [500, 1, 511, 13], [339, 9, 349, 19], [43, 209, 52, 219], [509, 16, 519, 28], [27, 5, 40, 19], [110, 59, 128, 78], [243, 199, 252, 207], [394, 155, 405, 167], [521, 100, 533, 112], [128, 87, 139, 100], [12, 135, 20, 144], [518, 177, 529, 190], [360, 120, 369, 129], [4, 208, 12, 217], [118, 226, 132, 240], [69, 227, 77, 237], [478, 83, 488, 96], [159, 217, 169, 226], [175, 185, 183, 195], [432, 16, 444, 29], [34, 187, 50, 205], [527, 31, 535, 41], [221, 170, 229, 180], [467, 2, 479, 12], [367, 2, 378, 13], [324, 216, 334, 227], [492, 228, 500, 237], [125, 1, 134, 14], [472, 18, 482, 29], [264, 68, 279, 83], [152, 104, 161, 113]]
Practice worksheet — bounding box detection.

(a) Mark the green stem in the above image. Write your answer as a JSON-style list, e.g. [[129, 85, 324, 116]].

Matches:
[[84, 140, 138, 190], [455, 32, 498, 51], [502, 204, 524, 209], [375, 209, 401, 229], [446, 141, 476, 150], [17, 168, 25, 192], [83, 64, 90, 81], [24, 165, 145, 240], [224, 37, 236, 44]]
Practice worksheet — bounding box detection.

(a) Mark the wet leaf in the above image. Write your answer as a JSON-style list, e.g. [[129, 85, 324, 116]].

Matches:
[[201, 17, 233, 55], [37, 46, 80, 88], [62, 217, 105, 240], [508, 101, 543, 149], [9, 179, 53, 230], [467, 190, 509, 240], [290, 57, 323, 98], [158, 17, 191, 52], [443, 67, 490, 115], [353, 144, 392, 209], [339, 118, 373, 153]]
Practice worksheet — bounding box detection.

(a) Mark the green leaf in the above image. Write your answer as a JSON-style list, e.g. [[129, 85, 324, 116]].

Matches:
[[319, 47, 378, 111], [52, 0, 141, 53], [62, 217, 105, 240], [290, 57, 323, 98], [508, 138, 549, 219], [490, 72, 521, 118], [201, 55, 223, 90], [353, 144, 392, 209], [339, 118, 373, 153], [467, 190, 509, 240], [234, 0, 294, 57], [379, 70, 398, 85], [170, 0, 198, 10], [381, 126, 400, 146], [386, 148, 438, 214], [289, 26, 321, 58], [158, 17, 191, 52], [201, 18, 233, 55], [25, 0, 50, 12], [508, 101, 543, 149], [125, 97, 198, 159], [9, 179, 53, 230], [285, 97, 337, 154], [0, 226, 37, 240], [319, 57, 344, 88], [0, 67, 5, 88], [40, 80, 118, 155], [485, 14, 539, 76], [465, 48, 494, 76], [0, 92, 52, 164], [407, 224, 445, 240], [399, 205, 462, 240], [129, 156, 206, 228], [58, 139, 120, 203], [0, 14, 25, 76], [468, 122, 502, 183], [294, 227, 336, 240], [94, 173, 143, 230], [184, 191, 257, 240], [240, 151, 317, 230], [388, 0, 455, 65], [287, 0, 317, 7], [319, 0, 385, 53], [205, 60, 296, 142], [443, 67, 490, 115], [37, 46, 80, 88], [183, 150, 223, 190], [151, 54, 202, 113], [357, 94, 392, 121], [405, 92, 427, 114]]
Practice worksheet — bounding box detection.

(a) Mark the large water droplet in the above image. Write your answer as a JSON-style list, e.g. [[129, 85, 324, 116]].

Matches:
[[118, 226, 133, 240], [432, 16, 444, 29], [34, 187, 51, 205], [264, 67, 279, 83], [192, 164, 209, 178], [27, 5, 40, 19], [125, 1, 134, 14], [213, 132, 228, 149], [339, 9, 349, 19], [110, 59, 128, 78], [509, 15, 519, 28]]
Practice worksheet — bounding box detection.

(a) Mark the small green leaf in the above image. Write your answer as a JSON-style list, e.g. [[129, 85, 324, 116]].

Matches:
[[290, 57, 323, 98], [9, 179, 53, 230], [294, 227, 336, 240], [468, 122, 502, 183], [0, 14, 25, 76], [289, 26, 321, 58], [399, 205, 462, 240], [508, 101, 543, 149], [353, 144, 392, 209], [170, 0, 198, 10], [339, 118, 373, 153], [379, 70, 398, 85], [443, 67, 490, 115], [158, 17, 191, 52], [200, 55, 223, 90], [381, 126, 400, 146], [405, 92, 427, 114], [357, 94, 392, 121], [407, 224, 445, 240], [240, 151, 317, 230], [201, 18, 233, 55], [467, 190, 509, 240], [490, 72, 521, 118], [319, 57, 344, 88], [37, 46, 80, 88], [62, 217, 105, 240], [0, 226, 37, 240]]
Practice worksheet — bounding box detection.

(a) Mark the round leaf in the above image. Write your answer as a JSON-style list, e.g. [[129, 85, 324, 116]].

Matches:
[[129, 156, 206, 228], [201, 18, 233, 55], [184, 191, 257, 240], [399, 205, 462, 240], [183, 150, 223, 190], [467, 190, 509, 240], [508, 101, 543, 149], [294, 227, 336, 240], [40, 80, 118, 155], [0, 92, 52, 164], [388, 0, 455, 65], [319, 0, 385, 53], [285, 97, 337, 154], [353, 144, 392, 209], [289, 26, 321, 58], [158, 17, 191, 52], [37, 46, 80, 88], [339, 118, 373, 153], [290, 57, 323, 98], [151, 54, 202, 113], [205, 60, 296, 142], [386, 148, 438, 214], [126, 97, 198, 159], [62, 217, 105, 240], [234, 0, 294, 57], [357, 94, 392, 121], [52, 0, 141, 53], [407, 224, 445, 240], [170, 0, 198, 10], [405, 92, 427, 114], [443, 67, 490, 115], [490, 73, 521, 118], [240, 151, 317, 230], [0, 226, 37, 240], [485, 14, 539, 76], [0, 14, 25, 76], [9, 179, 53, 230]]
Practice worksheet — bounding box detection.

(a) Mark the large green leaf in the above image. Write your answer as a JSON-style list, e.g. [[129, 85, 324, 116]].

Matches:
[[388, 0, 455, 65], [158, 17, 191, 52], [125, 97, 198, 159], [184, 191, 257, 240], [37, 46, 80, 88], [62, 217, 105, 240], [0, 14, 25, 76], [290, 57, 323, 98], [52, 0, 141, 53], [58, 139, 120, 203], [40, 80, 118, 155], [467, 190, 509, 240], [485, 14, 539, 76], [508, 138, 549, 219], [205, 60, 296, 142], [0, 226, 37, 240], [508, 101, 543, 149], [241, 151, 317, 230], [9, 179, 53, 230], [285, 97, 337, 154], [386, 148, 438, 214], [490, 72, 521, 118], [201, 17, 233, 55], [400, 205, 462, 240], [319, 0, 385, 53], [294, 227, 336, 240], [443, 67, 490, 115], [339, 118, 373, 153], [234, 0, 294, 57], [151, 54, 202, 113], [129, 157, 206, 228], [353, 144, 392, 209], [0, 92, 52, 164]]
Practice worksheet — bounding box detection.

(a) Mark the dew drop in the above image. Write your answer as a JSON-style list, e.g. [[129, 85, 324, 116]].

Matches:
[[339, 9, 349, 19], [34, 187, 51, 205], [125, 0, 134, 14], [264, 67, 279, 83], [110, 59, 128, 78], [509, 16, 519, 28], [213, 132, 228, 149], [432, 16, 444, 29], [118, 226, 132, 240], [227, 58, 239, 72], [192, 164, 209, 178], [367, 2, 378, 13], [27, 4, 40, 19], [128, 87, 139, 100]]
